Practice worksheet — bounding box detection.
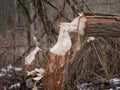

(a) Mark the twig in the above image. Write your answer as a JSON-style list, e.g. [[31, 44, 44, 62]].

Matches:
[[43, 0, 71, 21], [82, 0, 92, 11], [92, 42, 103, 68], [66, 0, 79, 15], [1, 45, 35, 49], [18, 0, 32, 23], [0, 48, 23, 58], [70, 16, 81, 64]]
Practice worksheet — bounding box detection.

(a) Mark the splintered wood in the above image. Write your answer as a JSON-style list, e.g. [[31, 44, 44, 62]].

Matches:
[[25, 46, 41, 65], [50, 13, 87, 56]]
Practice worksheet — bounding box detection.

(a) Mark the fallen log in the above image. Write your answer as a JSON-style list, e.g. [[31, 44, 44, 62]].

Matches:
[[85, 12, 120, 37]]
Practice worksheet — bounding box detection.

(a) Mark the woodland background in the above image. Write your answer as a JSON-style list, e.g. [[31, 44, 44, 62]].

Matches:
[[0, 0, 120, 90]]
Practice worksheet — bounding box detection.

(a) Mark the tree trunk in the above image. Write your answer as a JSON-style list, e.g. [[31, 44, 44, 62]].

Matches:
[[43, 53, 68, 90], [43, 14, 120, 90]]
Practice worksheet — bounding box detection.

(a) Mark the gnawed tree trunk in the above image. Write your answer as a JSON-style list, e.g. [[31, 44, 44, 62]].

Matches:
[[43, 53, 68, 90], [43, 12, 120, 90], [43, 13, 87, 90]]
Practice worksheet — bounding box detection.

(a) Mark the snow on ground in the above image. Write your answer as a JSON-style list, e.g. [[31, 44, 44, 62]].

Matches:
[[0, 72, 6, 77], [0, 64, 22, 90], [7, 64, 22, 71], [109, 78, 120, 90], [110, 78, 120, 85], [77, 78, 120, 90], [1, 65, 120, 90], [9, 83, 20, 89], [109, 87, 120, 90], [0, 64, 22, 77]]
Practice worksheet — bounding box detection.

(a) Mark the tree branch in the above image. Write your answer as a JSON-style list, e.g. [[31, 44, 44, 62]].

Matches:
[[86, 22, 120, 37]]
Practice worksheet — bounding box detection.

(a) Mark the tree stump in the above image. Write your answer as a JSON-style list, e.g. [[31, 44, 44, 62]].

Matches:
[[43, 12, 120, 90], [43, 53, 68, 90]]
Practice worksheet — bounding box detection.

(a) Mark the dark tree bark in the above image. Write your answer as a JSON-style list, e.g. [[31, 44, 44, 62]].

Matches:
[[86, 22, 120, 37]]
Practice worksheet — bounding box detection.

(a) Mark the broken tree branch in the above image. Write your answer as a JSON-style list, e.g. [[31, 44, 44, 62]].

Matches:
[[83, 12, 120, 37], [86, 22, 120, 37]]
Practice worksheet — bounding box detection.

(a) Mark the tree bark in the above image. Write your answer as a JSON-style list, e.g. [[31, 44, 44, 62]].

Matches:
[[43, 17, 120, 90], [43, 53, 68, 90], [86, 22, 120, 37]]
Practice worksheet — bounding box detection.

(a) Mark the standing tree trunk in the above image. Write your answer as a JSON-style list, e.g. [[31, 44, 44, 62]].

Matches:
[[43, 13, 120, 90], [43, 53, 68, 90]]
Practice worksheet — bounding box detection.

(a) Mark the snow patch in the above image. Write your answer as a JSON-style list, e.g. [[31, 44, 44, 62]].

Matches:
[[77, 83, 90, 90], [87, 37, 95, 42], [9, 83, 20, 89], [0, 72, 5, 77], [7, 64, 13, 70], [6, 64, 22, 72], [109, 87, 120, 90], [14, 67, 22, 71], [1, 68, 7, 72], [110, 78, 120, 85], [0, 64, 22, 77]]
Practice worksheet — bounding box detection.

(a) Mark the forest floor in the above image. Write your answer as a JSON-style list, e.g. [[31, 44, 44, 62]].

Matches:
[[0, 64, 120, 90]]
